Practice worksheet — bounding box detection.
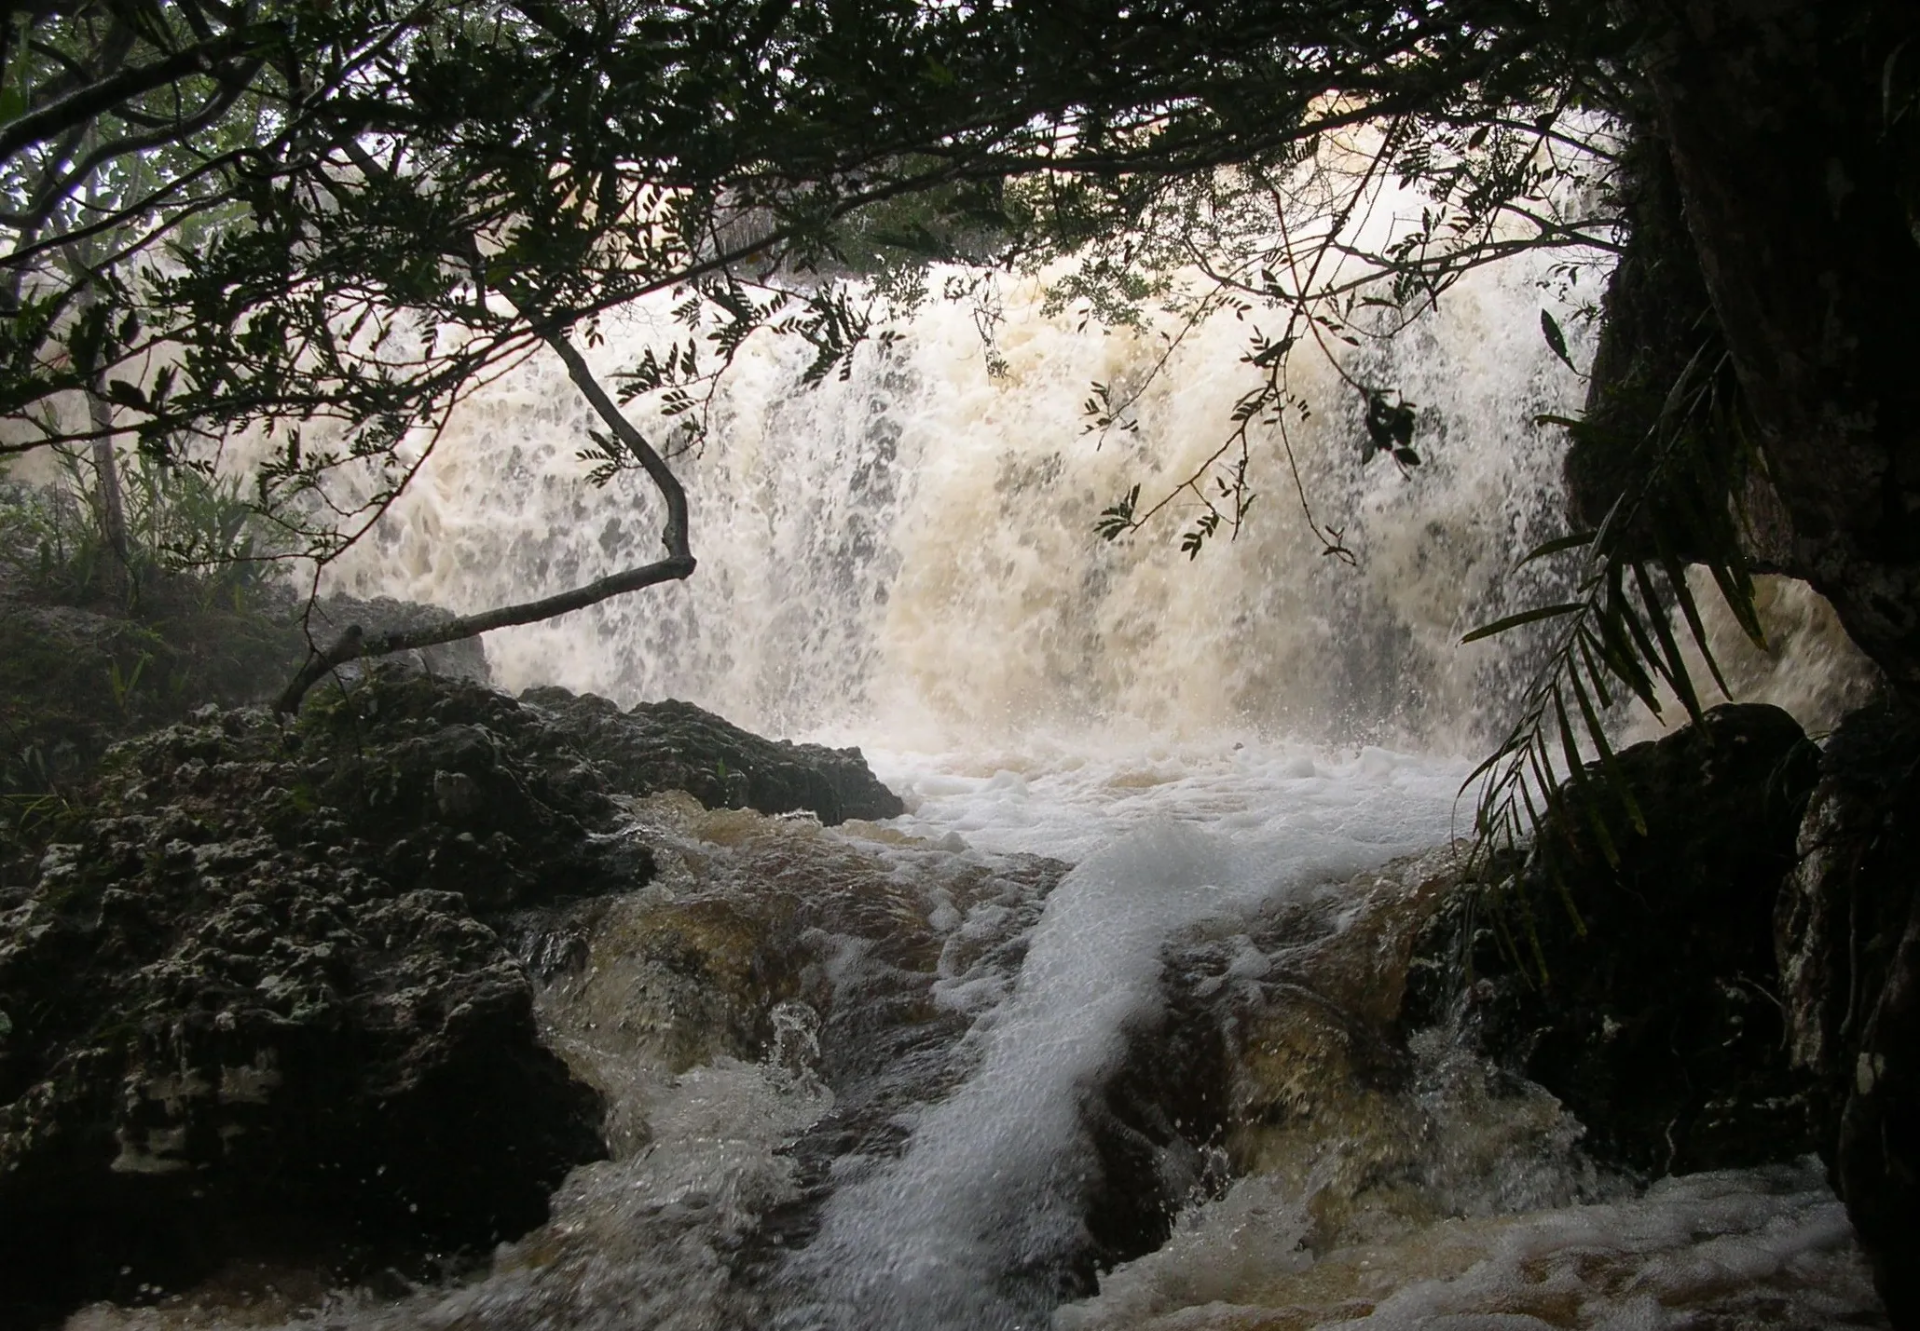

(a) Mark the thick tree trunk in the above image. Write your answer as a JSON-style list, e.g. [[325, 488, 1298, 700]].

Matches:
[[1642, 0, 1920, 693]]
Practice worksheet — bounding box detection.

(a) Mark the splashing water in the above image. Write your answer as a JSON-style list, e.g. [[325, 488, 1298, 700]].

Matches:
[[317, 251, 1594, 750], [71, 243, 1889, 1330]]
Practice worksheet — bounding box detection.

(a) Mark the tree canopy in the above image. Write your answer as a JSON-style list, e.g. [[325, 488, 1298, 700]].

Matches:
[[3, 0, 1917, 752]]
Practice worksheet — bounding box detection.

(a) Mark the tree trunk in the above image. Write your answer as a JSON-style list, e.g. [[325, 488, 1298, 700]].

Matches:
[[86, 385, 131, 605]]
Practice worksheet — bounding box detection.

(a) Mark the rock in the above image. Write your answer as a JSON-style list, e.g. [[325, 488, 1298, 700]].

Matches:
[[0, 670, 657, 1327], [282, 592, 492, 686], [520, 686, 904, 824], [0, 590, 309, 798], [0, 583, 488, 829], [516, 794, 1070, 1297], [1777, 699, 1920, 1326], [1405, 703, 1823, 1178]]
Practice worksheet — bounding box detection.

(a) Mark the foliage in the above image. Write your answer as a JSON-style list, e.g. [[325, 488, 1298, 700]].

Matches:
[[0, 447, 271, 607], [1458, 325, 1770, 962], [1070, 112, 1625, 561], [1, 1, 1627, 568]]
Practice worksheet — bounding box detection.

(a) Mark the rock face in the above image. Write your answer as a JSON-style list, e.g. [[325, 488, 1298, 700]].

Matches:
[[521, 686, 905, 825], [0, 670, 658, 1328], [287, 592, 493, 687], [0, 664, 912, 1328], [0, 583, 488, 811], [0, 589, 309, 798], [1405, 703, 1822, 1178], [1777, 700, 1920, 1327]]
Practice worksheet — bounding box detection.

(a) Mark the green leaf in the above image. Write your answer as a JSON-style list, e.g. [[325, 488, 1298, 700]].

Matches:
[[1461, 602, 1585, 644], [1570, 661, 1645, 836], [104, 379, 149, 411], [1540, 309, 1577, 373], [1095, 483, 1140, 540], [1553, 687, 1619, 869], [1636, 558, 1718, 711], [1514, 529, 1596, 569]]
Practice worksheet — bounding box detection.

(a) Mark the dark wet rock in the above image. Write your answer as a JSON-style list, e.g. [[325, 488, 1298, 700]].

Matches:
[[1778, 700, 1920, 1326], [520, 685, 905, 825], [0, 584, 487, 825], [1061, 848, 1472, 1280], [281, 592, 492, 687], [0, 590, 310, 800], [1404, 703, 1822, 1179], [0, 669, 659, 1328]]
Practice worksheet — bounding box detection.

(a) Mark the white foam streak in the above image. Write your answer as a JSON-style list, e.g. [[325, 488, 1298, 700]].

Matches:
[[778, 819, 1417, 1331]]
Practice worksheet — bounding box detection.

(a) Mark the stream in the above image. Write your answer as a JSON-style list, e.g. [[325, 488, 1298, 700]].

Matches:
[[67, 234, 1887, 1328]]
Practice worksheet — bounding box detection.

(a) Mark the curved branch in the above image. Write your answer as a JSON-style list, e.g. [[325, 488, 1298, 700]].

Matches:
[[271, 550, 696, 714], [275, 318, 696, 714]]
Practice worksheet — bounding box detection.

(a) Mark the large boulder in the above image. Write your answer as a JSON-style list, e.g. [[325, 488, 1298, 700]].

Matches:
[[1405, 703, 1822, 1177], [1777, 699, 1920, 1326], [0, 670, 651, 1328], [521, 686, 905, 825], [276, 591, 492, 687], [0, 582, 487, 815]]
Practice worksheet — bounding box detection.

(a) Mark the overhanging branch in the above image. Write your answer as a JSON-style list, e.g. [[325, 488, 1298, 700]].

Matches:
[[274, 317, 696, 714]]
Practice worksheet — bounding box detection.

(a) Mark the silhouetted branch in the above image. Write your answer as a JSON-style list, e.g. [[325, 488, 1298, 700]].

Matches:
[[275, 319, 696, 713]]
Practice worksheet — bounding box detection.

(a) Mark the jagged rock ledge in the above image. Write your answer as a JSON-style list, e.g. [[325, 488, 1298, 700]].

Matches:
[[0, 667, 906, 1329]]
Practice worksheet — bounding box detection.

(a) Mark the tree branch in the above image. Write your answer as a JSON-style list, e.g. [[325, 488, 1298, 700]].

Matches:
[[0, 24, 280, 162], [274, 319, 696, 714]]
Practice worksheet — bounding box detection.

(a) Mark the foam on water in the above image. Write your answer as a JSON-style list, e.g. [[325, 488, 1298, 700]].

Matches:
[[866, 737, 1469, 861], [772, 808, 1447, 1331], [1058, 1160, 1879, 1330]]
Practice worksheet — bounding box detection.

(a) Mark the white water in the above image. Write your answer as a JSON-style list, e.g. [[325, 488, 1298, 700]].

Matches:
[[320, 253, 1588, 750], [70, 242, 1889, 1326]]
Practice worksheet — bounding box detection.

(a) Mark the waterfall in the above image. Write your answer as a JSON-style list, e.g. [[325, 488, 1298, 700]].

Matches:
[[61, 220, 1887, 1331], [316, 253, 1592, 752]]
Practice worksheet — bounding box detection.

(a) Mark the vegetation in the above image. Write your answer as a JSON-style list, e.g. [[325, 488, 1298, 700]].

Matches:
[[2, 0, 1916, 799]]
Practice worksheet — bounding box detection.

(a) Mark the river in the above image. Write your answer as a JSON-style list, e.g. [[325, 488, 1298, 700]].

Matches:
[[68, 241, 1886, 1328]]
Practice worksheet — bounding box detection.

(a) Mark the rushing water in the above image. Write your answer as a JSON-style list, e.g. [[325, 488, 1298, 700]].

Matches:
[[69, 250, 1888, 1328]]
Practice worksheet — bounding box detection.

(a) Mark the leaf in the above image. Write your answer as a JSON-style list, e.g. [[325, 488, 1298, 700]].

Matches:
[[1554, 686, 1619, 869], [1461, 602, 1585, 644], [1095, 484, 1140, 540], [1515, 529, 1596, 568], [1540, 309, 1577, 373], [1569, 662, 1646, 836], [1392, 446, 1421, 467], [104, 379, 149, 411]]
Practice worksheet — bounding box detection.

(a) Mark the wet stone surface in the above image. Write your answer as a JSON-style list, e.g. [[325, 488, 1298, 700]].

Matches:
[[0, 668, 911, 1329]]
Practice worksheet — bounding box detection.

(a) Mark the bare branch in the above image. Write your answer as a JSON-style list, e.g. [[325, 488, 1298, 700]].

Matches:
[[275, 318, 696, 714]]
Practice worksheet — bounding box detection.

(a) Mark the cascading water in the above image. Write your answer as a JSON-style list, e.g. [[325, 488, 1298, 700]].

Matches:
[[319, 252, 1590, 749], [68, 248, 1887, 1330]]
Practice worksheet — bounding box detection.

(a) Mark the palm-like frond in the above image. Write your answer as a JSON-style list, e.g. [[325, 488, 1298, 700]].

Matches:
[[1463, 327, 1766, 976]]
